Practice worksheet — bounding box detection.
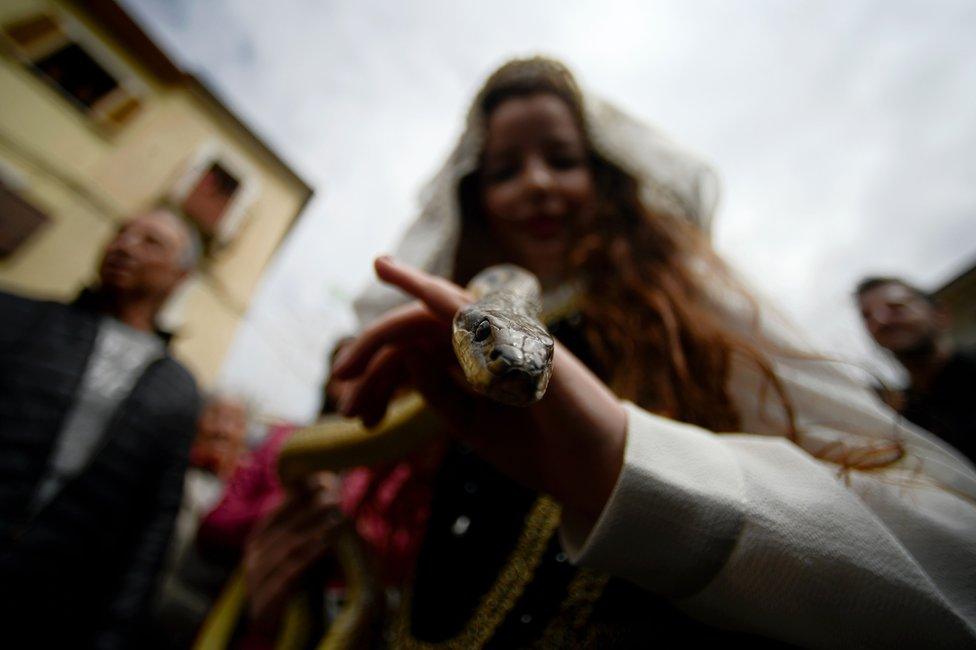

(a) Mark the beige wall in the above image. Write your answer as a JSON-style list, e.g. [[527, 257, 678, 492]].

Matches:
[[0, 0, 310, 387]]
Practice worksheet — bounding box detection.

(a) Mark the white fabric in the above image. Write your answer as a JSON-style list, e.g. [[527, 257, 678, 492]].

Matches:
[[352, 92, 719, 328], [350, 64, 976, 645], [556, 282, 976, 645], [561, 404, 976, 647]]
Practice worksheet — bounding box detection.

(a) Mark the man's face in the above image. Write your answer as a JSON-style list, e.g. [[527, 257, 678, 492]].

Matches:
[[858, 282, 942, 355], [98, 212, 188, 299]]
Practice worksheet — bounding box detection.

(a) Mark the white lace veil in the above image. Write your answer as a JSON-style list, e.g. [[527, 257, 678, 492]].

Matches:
[[350, 57, 976, 497], [352, 61, 718, 327]]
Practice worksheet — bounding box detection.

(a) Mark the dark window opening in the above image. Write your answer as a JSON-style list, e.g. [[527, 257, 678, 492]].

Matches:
[[0, 184, 50, 258], [33, 42, 119, 109], [3, 14, 142, 128], [181, 163, 241, 238]]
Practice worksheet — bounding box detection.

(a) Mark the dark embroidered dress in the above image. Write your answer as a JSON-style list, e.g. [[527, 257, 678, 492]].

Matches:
[[394, 317, 780, 648]]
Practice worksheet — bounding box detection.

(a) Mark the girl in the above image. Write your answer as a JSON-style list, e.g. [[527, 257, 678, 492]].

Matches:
[[333, 57, 976, 647]]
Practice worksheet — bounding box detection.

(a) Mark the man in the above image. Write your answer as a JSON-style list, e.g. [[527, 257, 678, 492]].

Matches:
[[857, 276, 976, 465], [0, 209, 202, 648]]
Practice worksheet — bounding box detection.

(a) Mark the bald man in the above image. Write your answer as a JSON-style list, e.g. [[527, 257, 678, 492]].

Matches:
[[0, 210, 203, 648]]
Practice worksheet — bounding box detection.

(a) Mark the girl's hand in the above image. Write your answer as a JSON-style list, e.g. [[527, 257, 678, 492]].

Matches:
[[332, 257, 627, 526]]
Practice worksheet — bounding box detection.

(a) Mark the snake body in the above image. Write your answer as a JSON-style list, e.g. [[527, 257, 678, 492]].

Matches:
[[199, 265, 553, 650]]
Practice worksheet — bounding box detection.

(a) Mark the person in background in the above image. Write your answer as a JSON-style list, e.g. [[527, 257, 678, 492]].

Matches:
[[195, 345, 438, 648], [857, 275, 976, 464], [153, 395, 251, 648], [0, 209, 202, 648], [191, 396, 251, 481]]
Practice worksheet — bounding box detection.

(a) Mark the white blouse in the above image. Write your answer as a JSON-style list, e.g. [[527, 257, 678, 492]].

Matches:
[[562, 390, 976, 647]]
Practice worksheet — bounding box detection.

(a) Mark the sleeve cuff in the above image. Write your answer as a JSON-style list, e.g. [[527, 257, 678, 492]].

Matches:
[[559, 402, 747, 596]]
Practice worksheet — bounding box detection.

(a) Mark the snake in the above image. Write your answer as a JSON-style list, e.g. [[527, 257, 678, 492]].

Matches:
[[277, 263, 554, 480], [196, 264, 555, 649], [451, 264, 554, 406]]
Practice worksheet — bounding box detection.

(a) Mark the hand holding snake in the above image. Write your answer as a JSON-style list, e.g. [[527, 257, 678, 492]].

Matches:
[[332, 256, 627, 524], [196, 257, 629, 649]]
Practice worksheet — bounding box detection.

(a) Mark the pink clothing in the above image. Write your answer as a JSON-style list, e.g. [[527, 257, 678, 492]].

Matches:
[[197, 424, 293, 558], [198, 423, 441, 583], [341, 442, 444, 584]]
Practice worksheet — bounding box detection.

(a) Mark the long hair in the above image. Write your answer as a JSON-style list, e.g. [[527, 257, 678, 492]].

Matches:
[[456, 57, 797, 434]]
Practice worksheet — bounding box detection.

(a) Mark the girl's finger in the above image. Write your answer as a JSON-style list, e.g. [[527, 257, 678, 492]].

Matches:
[[331, 302, 447, 379], [374, 256, 471, 319]]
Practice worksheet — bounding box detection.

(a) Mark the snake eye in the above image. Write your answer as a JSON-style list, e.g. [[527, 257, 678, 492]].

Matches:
[[473, 320, 491, 343]]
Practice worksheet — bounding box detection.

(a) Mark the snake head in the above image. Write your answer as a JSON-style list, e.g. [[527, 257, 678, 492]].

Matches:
[[452, 305, 554, 406]]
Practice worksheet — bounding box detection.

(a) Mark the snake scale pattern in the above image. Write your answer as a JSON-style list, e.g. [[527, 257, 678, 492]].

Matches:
[[452, 264, 554, 407], [278, 263, 554, 481]]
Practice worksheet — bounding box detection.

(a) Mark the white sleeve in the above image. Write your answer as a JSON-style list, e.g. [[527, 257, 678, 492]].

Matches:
[[560, 403, 976, 648]]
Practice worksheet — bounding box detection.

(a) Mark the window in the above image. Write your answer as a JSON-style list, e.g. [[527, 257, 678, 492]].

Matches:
[[0, 182, 50, 258], [181, 162, 242, 240], [169, 145, 258, 249], [2, 13, 143, 128], [34, 41, 118, 109]]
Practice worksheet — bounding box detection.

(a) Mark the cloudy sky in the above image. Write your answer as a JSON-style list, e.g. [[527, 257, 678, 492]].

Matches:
[[122, 0, 976, 423]]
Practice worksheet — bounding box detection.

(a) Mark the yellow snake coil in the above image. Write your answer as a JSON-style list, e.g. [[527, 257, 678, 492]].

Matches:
[[195, 265, 553, 648]]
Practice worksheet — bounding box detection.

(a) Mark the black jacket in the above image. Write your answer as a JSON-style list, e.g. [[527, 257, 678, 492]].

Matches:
[[903, 349, 976, 465], [0, 290, 200, 648]]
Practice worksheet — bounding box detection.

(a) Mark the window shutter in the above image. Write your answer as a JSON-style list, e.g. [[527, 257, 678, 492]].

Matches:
[[2, 13, 69, 62], [0, 183, 50, 258], [91, 84, 143, 127]]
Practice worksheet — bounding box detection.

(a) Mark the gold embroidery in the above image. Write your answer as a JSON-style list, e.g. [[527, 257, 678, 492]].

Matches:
[[533, 568, 610, 648], [393, 496, 610, 649], [393, 496, 560, 649]]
